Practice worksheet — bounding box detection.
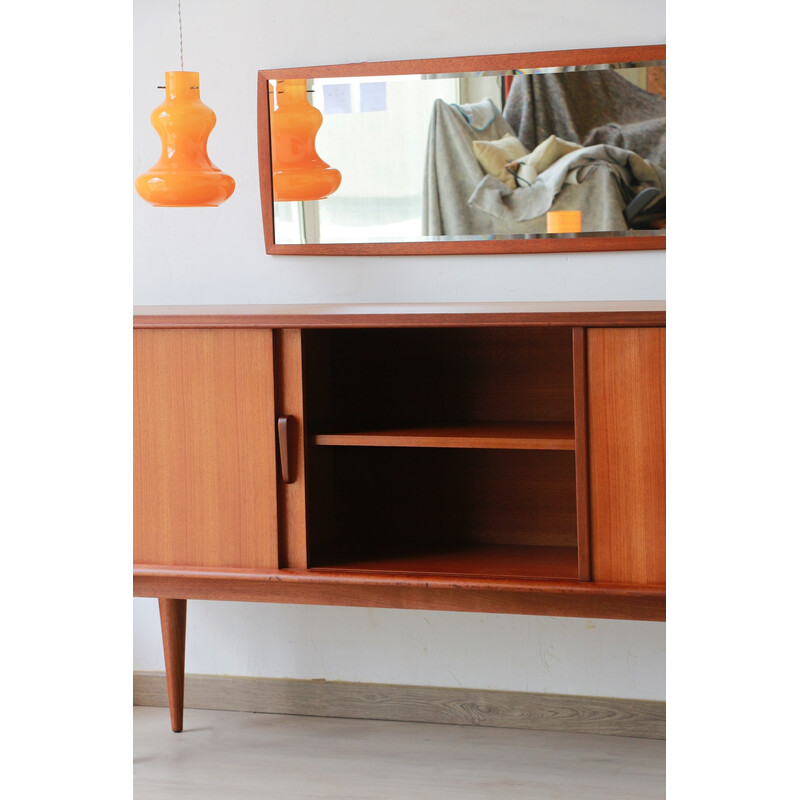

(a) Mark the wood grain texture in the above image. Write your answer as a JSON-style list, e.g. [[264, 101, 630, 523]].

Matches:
[[302, 326, 575, 427], [256, 70, 276, 267], [134, 302, 666, 330], [264, 235, 665, 258], [300, 327, 580, 581], [133, 313, 667, 623], [311, 544, 579, 581], [587, 328, 666, 585], [259, 45, 665, 80], [157, 599, 186, 733], [572, 328, 591, 581], [134, 672, 666, 740], [134, 567, 665, 621], [312, 422, 575, 450], [133, 329, 279, 570], [274, 329, 309, 569], [307, 447, 579, 555]]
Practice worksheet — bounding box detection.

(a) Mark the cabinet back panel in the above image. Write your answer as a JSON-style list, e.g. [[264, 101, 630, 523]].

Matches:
[[133, 329, 279, 570], [303, 327, 575, 428], [307, 448, 577, 560]]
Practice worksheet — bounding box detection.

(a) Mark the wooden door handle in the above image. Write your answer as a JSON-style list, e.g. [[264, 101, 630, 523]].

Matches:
[[277, 416, 295, 484]]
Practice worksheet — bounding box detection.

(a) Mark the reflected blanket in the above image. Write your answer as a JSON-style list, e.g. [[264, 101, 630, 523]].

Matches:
[[467, 144, 666, 228]]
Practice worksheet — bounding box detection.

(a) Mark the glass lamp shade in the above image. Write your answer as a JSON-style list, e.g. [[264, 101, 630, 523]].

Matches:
[[270, 78, 341, 202], [135, 71, 235, 207]]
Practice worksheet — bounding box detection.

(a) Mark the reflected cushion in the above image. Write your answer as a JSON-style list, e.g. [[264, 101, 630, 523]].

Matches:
[[510, 135, 583, 187], [472, 134, 528, 189]]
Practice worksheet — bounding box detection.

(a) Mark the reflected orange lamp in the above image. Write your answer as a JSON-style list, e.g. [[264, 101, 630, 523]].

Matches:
[[270, 79, 341, 202], [135, 1, 234, 207]]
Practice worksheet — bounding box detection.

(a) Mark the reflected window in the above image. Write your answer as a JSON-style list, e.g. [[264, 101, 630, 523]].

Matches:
[[278, 76, 504, 244]]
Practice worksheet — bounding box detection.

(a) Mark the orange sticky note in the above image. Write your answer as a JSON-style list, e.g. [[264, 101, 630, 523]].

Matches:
[[546, 210, 582, 233]]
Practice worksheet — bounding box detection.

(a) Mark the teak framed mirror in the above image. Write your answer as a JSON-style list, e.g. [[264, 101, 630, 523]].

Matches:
[[257, 45, 666, 256]]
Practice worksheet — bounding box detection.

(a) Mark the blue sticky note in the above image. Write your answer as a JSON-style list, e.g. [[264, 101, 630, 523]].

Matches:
[[360, 81, 387, 112], [323, 84, 352, 114]]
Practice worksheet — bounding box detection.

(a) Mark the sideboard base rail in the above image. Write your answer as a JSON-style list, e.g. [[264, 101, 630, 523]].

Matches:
[[134, 568, 665, 622]]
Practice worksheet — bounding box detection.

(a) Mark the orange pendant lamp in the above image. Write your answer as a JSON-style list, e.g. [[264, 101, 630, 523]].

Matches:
[[135, 2, 234, 207], [270, 79, 341, 202]]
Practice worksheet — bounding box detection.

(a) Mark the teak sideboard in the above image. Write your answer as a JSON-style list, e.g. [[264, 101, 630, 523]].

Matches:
[[133, 302, 666, 731]]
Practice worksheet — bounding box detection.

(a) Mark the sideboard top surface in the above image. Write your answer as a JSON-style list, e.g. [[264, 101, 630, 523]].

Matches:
[[133, 301, 666, 329]]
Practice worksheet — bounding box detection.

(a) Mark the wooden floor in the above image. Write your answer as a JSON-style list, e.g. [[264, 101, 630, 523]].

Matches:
[[134, 706, 665, 799]]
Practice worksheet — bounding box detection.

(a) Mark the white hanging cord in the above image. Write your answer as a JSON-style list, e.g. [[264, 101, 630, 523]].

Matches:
[[177, 0, 184, 71]]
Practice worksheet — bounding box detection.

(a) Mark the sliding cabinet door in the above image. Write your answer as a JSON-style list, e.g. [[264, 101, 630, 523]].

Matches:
[[134, 328, 279, 570], [587, 328, 666, 586]]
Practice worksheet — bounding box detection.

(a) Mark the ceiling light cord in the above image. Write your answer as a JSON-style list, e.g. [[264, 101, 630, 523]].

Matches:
[[177, 0, 184, 71]]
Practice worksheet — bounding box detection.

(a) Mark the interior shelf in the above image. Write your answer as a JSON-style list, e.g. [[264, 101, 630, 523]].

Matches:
[[311, 543, 579, 581], [312, 422, 575, 451]]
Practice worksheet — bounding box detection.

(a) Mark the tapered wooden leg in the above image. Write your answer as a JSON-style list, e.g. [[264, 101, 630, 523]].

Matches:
[[158, 598, 187, 732]]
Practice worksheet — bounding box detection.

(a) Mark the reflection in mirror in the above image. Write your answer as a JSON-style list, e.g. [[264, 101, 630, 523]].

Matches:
[[267, 59, 665, 247]]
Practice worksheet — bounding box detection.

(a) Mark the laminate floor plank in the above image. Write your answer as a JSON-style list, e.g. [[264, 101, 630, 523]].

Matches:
[[134, 706, 665, 799]]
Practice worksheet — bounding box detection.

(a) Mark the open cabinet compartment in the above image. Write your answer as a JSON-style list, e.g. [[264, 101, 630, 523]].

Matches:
[[301, 326, 586, 580]]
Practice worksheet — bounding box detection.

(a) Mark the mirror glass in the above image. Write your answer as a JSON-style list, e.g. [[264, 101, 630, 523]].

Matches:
[[264, 56, 665, 249]]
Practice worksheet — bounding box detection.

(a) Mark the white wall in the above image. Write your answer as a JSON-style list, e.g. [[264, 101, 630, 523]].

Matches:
[[133, 0, 666, 701]]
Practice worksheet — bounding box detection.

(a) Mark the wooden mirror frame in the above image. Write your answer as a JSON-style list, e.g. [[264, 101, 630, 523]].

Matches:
[[257, 44, 666, 256]]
